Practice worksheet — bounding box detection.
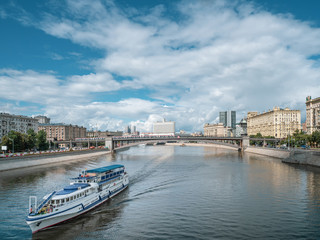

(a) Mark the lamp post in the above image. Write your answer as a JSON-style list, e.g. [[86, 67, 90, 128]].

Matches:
[[8, 137, 14, 153]]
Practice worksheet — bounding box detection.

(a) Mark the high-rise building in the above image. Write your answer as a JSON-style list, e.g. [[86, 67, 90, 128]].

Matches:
[[306, 96, 320, 134], [131, 125, 137, 134], [153, 119, 175, 136], [124, 126, 131, 134], [0, 113, 39, 140], [219, 111, 236, 129], [247, 107, 301, 138]]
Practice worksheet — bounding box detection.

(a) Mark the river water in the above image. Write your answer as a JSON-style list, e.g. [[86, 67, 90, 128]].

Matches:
[[1, 145, 320, 239]]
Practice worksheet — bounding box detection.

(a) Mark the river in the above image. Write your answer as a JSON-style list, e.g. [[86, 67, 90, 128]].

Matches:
[[1, 145, 320, 239]]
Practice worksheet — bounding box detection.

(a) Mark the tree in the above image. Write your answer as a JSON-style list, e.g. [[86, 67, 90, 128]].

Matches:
[[26, 129, 37, 150], [256, 133, 263, 138], [36, 130, 49, 151], [7, 131, 26, 152], [311, 131, 320, 148], [0, 135, 11, 152]]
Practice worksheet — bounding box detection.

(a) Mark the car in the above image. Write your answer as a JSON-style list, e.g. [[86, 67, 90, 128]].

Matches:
[[301, 145, 310, 150]]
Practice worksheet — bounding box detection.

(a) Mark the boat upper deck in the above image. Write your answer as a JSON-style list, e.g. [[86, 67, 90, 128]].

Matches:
[[86, 164, 124, 174], [55, 183, 90, 196]]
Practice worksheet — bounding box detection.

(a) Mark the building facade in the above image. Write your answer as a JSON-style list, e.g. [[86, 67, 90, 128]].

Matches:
[[203, 123, 233, 137], [34, 115, 50, 124], [235, 118, 247, 137], [153, 120, 175, 136], [86, 131, 123, 138], [247, 107, 301, 138], [219, 110, 236, 129], [0, 113, 39, 140], [38, 123, 86, 141], [306, 96, 320, 134]]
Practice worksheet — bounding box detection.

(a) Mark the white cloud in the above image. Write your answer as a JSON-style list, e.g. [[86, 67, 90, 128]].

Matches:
[[1, 0, 320, 132]]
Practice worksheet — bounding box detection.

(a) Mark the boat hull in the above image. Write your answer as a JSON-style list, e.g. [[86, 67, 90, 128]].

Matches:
[[26, 183, 128, 233]]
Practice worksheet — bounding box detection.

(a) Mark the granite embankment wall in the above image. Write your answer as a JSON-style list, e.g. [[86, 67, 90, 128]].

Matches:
[[282, 150, 320, 167], [244, 146, 290, 159], [0, 151, 110, 172], [166, 142, 239, 150]]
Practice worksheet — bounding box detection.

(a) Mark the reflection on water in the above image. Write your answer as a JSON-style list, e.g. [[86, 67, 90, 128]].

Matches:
[[1, 146, 320, 239]]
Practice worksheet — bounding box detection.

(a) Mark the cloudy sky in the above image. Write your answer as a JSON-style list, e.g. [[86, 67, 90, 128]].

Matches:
[[1, 0, 320, 133]]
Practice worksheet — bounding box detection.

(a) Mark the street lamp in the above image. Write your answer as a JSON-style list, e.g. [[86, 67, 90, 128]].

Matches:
[[8, 137, 14, 153]]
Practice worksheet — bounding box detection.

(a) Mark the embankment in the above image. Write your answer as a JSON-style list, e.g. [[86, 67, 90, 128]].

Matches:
[[0, 150, 110, 172], [166, 142, 239, 150], [282, 150, 320, 167], [244, 146, 290, 159]]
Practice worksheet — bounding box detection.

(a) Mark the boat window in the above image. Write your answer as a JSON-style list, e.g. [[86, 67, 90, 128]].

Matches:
[[56, 200, 60, 204], [106, 175, 109, 178], [61, 199, 65, 203], [66, 198, 69, 202], [70, 196, 73, 200], [101, 176, 105, 180], [77, 194, 79, 198]]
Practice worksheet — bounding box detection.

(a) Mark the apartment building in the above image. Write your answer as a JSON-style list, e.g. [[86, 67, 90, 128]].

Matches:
[[34, 115, 50, 124], [0, 112, 39, 140], [306, 96, 320, 134], [203, 123, 233, 137], [247, 107, 301, 138], [86, 131, 123, 138], [38, 123, 86, 141]]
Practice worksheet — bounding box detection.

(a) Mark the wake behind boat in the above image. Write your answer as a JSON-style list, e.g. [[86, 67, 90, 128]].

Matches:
[[26, 164, 129, 233]]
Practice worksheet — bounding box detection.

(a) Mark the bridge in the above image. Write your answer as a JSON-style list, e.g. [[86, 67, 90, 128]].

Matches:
[[106, 136, 280, 153], [51, 136, 280, 152]]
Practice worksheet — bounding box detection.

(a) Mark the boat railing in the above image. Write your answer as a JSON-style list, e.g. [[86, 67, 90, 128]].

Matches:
[[35, 191, 56, 214], [29, 196, 37, 215]]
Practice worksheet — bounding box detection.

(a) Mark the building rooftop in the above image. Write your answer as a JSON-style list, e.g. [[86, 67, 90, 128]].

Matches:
[[39, 123, 85, 128], [0, 112, 38, 120]]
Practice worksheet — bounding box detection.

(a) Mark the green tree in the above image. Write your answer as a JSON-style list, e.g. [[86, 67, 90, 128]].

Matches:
[[0, 135, 11, 152], [26, 129, 37, 150], [7, 131, 27, 152], [311, 131, 320, 148], [256, 133, 262, 138], [36, 130, 49, 151]]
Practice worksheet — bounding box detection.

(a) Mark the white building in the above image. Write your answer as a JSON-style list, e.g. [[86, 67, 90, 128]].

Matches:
[[34, 115, 50, 124], [153, 120, 175, 136], [0, 113, 39, 141]]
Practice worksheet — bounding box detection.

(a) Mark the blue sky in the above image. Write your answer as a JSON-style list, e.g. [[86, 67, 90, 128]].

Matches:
[[1, 0, 320, 132]]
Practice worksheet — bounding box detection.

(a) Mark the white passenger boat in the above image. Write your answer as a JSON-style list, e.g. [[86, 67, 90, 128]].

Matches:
[[26, 164, 129, 233]]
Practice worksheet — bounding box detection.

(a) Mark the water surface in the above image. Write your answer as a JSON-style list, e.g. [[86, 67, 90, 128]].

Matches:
[[1, 145, 320, 239]]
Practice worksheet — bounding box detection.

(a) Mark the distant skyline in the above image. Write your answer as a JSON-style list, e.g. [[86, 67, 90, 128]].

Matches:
[[1, 0, 320, 132]]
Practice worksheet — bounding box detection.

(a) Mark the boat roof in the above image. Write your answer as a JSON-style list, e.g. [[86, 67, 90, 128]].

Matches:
[[86, 164, 124, 174], [55, 183, 90, 196]]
